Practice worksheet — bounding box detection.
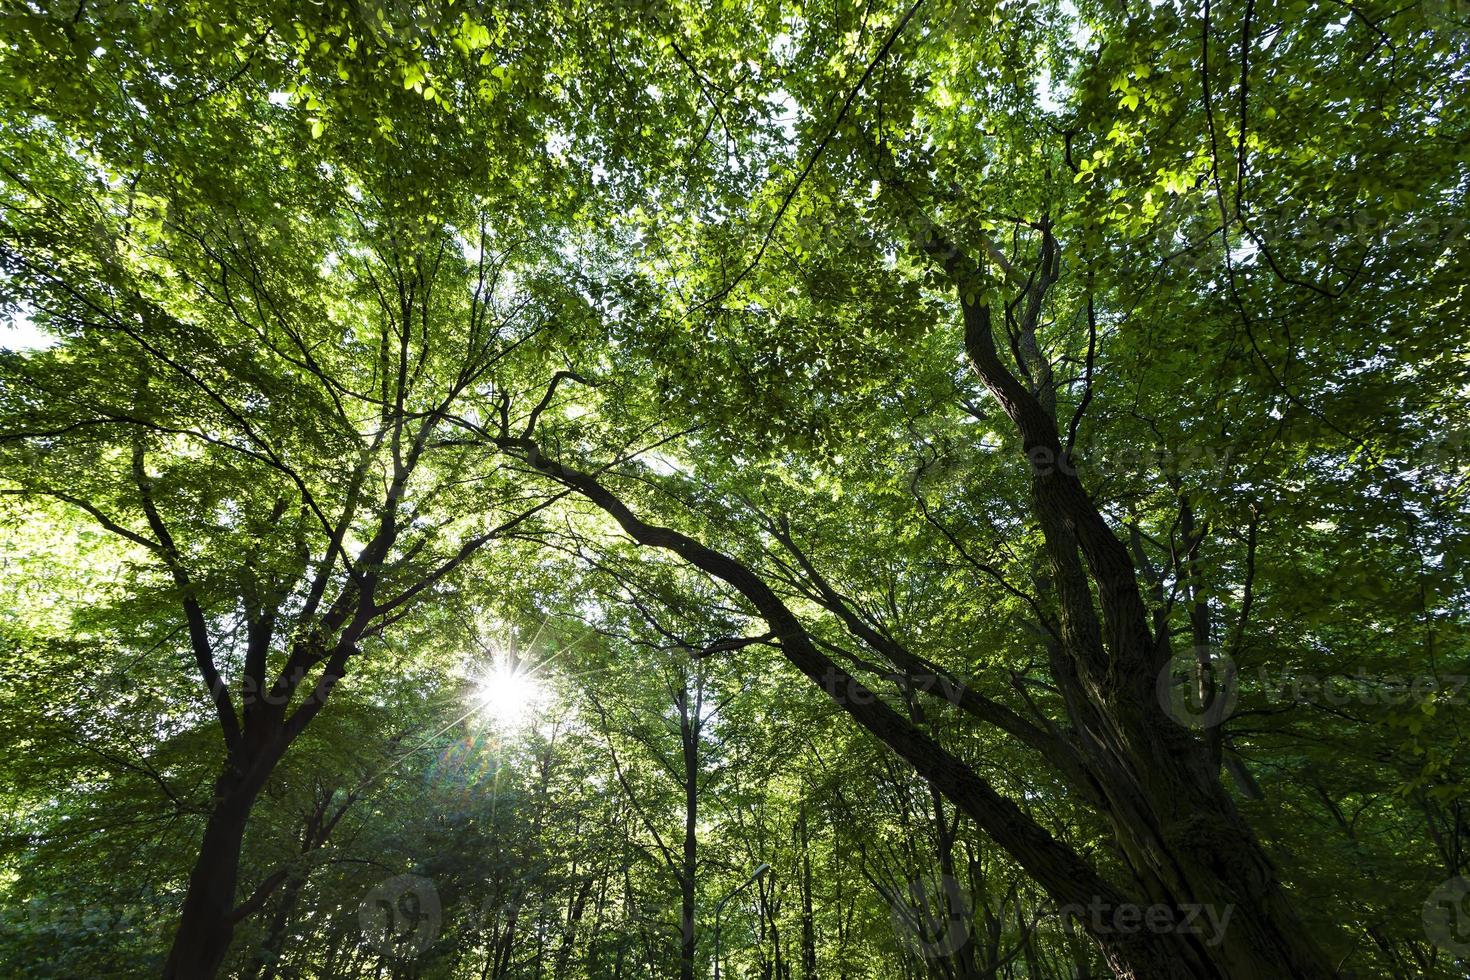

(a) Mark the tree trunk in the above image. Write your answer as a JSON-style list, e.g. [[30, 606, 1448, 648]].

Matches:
[[953, 290, 1336, 979], [873, 219, 1344, 977], [553, 875, 595, 978], [678, 680, 700, 980], [241, 870, 306, 980], [162, 773, 256, 980], [798, 802, 817, 980]]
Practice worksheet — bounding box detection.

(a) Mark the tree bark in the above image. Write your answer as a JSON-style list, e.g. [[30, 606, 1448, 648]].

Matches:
[[678, 681, 700, 980], [901, 224, 1342, 979], [162, 772, 258, 980], [798, 801, 817, 980]]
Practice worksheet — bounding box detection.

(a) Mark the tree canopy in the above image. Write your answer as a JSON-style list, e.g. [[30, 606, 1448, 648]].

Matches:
[[0, 0, 1467, 978]]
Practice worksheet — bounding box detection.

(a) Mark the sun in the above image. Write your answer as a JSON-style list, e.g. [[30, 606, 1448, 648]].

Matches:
[[469, 657, 546, 727]]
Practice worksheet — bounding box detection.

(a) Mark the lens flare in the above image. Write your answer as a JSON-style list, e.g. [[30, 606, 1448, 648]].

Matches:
[[469, 657, 544, 727]]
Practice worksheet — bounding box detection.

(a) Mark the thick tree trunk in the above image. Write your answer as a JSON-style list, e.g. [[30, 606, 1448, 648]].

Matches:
[[942, 285, 1337, 979], [163, 723, 302, 980], [863, 216, 1337, 976], [162, 775, 256, 980]]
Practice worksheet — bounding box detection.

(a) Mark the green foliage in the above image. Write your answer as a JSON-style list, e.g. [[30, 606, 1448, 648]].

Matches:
[[1, 0, 1467, 977]]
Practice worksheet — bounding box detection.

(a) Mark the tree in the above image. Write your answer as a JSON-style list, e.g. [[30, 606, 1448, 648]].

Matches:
[[0, 5, 592, 973], [2, 0, 1467, 977]]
